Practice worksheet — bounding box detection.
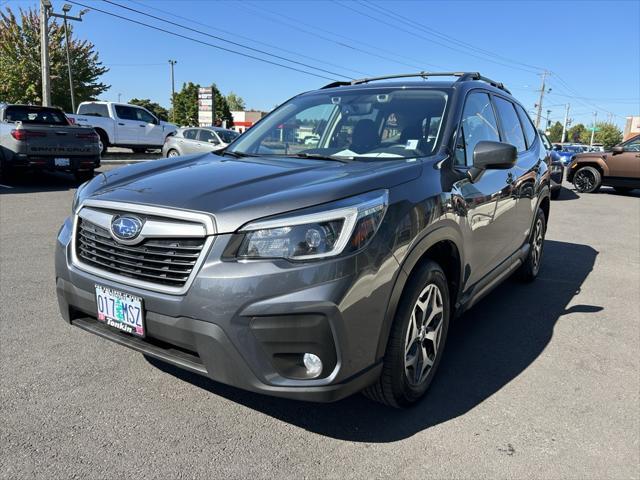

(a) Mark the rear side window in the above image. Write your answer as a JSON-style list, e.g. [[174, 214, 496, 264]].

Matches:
[[114, 105, 137, 121], [183, 129, 198, 140], [515, 103, 538, 148], [78, 103, 109, 118], [493, 97, 527, 153], [455, 92, 500, 166], [4, 106, 68, 125]]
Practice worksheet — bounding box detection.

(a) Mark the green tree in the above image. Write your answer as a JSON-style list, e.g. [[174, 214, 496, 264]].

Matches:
[[593, 122, 622, 150], [129, 98, 169, 121], [172, 82, 233, 127], [226, 91, 246, 111], [567, 123, 588, 144], [0, 7, 109, 112], [547, 121, 564, 143]]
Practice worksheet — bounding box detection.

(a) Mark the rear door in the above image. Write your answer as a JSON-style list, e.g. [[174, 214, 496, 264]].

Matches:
[[452, 91, 518, 285], [113, 105, 140, 144], [178, 129, 201, 154]]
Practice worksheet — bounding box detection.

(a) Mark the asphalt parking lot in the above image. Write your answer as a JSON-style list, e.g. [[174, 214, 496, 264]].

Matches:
[[1, 165, 639, 479]]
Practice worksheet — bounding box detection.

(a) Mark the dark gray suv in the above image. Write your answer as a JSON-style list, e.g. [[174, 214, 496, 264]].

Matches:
[[55, 72, 551, 407]]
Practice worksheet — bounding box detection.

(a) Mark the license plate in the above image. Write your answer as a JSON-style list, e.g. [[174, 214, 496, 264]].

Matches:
[[54, 157, 70, 167], [95, 285, 145, 337]]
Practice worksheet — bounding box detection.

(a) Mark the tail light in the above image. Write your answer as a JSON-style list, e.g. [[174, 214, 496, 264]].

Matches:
[[10, 129, 47, 141], [75, 131, 99, 140]]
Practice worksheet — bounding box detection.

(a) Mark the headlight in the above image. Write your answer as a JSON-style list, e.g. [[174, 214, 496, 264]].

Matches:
[[237, 191, 388, 260]]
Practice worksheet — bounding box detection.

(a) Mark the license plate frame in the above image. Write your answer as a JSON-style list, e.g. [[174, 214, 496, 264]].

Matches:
[[94, 285, 145, 337], [54, 157, 70, 167]]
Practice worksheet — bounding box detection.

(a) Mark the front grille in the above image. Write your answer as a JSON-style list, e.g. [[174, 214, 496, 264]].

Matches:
[[76, 218, 206, 287]]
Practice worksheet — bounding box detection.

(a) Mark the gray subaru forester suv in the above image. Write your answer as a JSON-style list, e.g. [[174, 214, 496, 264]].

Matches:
[[56, 72, 551, 407]]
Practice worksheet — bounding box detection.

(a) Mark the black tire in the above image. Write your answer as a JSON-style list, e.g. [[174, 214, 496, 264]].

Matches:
[[550, 187, 561, 200], [573, 166, 601, 193], [517, 207, 546, 282], [613, 187, 633, 195], [96, 130, 109, 156], [166, 149, 180, 158], [363, 260, 450, 408]]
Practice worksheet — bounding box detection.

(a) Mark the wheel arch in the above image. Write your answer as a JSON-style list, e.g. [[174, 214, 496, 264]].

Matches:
[[375, 223, 464, 359], [567, 160, 608, 182]]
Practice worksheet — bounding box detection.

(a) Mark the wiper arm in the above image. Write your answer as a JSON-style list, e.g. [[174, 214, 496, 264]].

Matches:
[[291, 153, 353, 163], [222, 150, 255, 158]]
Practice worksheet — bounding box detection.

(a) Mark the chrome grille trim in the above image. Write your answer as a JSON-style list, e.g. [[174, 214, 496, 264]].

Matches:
[[70, 201, 216, 295]]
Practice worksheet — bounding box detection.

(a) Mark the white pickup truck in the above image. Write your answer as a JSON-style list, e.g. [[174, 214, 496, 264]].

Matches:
[[67, 101, 177, 154]]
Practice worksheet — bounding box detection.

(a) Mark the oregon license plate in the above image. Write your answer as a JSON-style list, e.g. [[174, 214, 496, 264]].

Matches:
[[54, 157, 70, 167], [95, 285, 144, 337]]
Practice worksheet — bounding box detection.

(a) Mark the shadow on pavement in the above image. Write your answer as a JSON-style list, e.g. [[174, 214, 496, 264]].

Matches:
[[148, 240, 599, 442], [553, 186, 580, 201], [0, 169, 83, 194]]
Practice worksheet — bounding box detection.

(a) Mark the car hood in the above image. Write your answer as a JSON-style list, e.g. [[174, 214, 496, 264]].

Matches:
[[82, 153, 422, 233]]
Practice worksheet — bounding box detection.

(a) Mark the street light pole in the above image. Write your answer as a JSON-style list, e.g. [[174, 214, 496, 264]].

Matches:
[[50, 4, 86, 113], [40, 0, 52, 106], [561, 103, 570, 143], [168, 60, 177, 122]]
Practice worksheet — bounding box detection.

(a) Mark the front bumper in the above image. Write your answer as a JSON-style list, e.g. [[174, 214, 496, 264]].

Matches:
[[55, 216, 396, 402]]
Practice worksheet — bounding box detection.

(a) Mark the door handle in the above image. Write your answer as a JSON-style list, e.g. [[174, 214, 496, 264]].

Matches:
[[635, 154, 640, 157], [139, 125, 146, 127], [118, 122, 125, 126]]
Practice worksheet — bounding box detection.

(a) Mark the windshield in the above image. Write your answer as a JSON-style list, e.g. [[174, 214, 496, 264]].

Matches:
[[563, 146, 583, 152], [217, 129, 240, 143], [5, 106, 68, 125], [228, 87, 448, 160]]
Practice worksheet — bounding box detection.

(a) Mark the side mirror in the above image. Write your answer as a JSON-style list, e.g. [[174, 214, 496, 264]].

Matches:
[[208, 138, 219, 144], [468, 141, 517, 182], [611, 146, 624, 154]]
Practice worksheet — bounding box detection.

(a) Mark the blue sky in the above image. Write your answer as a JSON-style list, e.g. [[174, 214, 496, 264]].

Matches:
[[4, 0, 639, 128]]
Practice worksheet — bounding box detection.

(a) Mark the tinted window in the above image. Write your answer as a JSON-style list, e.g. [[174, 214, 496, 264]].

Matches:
[[182, 129, 198, 140], [494, 97, 527, 153], [198, 129, 219, 143], [114, 105, 137, 121], [515, 104, 537, 148], [4, 106, 68, 125], [78, 103, 109, 117], [455, 92, 500, 166], [135, 108, 156, 124], [216, 129, 239, 143]]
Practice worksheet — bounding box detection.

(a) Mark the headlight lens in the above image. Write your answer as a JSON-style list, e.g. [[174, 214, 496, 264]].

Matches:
[[237, 191, 388, 260]]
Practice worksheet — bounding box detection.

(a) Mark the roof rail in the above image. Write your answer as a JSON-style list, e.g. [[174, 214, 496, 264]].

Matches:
[[320, 71, 510, 93]]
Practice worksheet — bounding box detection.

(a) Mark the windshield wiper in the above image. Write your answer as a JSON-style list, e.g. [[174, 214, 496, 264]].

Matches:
[[222, 150, 255, 158], [290, 153, 353, 163]]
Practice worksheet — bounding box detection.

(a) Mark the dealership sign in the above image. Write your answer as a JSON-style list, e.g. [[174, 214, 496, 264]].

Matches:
[[198, 87, 215, 126]]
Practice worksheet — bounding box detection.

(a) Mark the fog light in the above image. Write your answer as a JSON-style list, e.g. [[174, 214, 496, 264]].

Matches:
[[303, 353, 323, 378]]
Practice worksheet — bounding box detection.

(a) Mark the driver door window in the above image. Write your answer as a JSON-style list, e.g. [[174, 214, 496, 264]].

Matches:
[[455, 92, 500, 166], [198, 129, 220, 145]]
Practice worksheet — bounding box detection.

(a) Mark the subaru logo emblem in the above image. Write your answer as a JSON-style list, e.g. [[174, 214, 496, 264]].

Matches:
[[111, 215, 143, 240]]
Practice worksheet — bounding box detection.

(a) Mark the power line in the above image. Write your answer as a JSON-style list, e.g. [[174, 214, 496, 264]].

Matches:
[[126, 0, 370, 77], [237, 1, 440, 71], [101, 0, 353, 80], [358, 0, 545, 73], [66, 0, 339, 82], [334, 0, 542, 75]]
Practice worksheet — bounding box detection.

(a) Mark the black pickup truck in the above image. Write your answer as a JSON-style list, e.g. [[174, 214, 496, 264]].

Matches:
[[0, 104, 101, 181]]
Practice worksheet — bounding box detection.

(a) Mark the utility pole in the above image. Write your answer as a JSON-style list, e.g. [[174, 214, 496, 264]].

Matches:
[[546, 109, 552, 130], [590, 111, 598, 146], [168, 60, 177, 122], [561, 103, 570, 143], [534, 70, 550, 129], [50, 5, 87, 113], [117, 93, 122, 103], [40, 0, 52, 106]]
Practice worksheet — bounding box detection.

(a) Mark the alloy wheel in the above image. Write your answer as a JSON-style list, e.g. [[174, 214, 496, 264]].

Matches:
[[404, 283, 444, 386], [531, 218, 544, 271], [574, 169, 594, 192]]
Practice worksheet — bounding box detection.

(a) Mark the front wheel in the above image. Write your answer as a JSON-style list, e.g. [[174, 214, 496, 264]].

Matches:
[[167, 149, 180, 158], [363, 260, 450, 408], [573, 166, 601, 193]]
